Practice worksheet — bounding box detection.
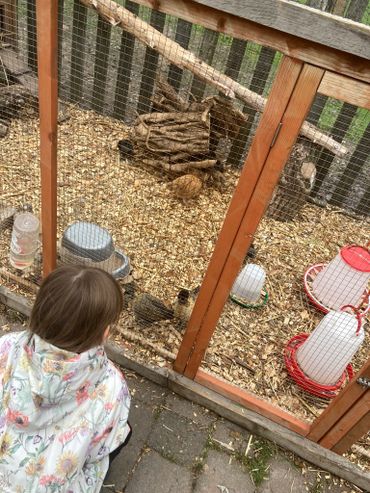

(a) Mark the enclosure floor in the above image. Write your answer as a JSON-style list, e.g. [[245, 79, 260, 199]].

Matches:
[[1, 108, 369, 471]]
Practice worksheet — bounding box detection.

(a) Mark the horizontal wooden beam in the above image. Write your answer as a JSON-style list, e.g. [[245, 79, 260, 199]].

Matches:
[[318, 71, 370, 110], [131, 0, 370, 83], [192, 0, 370, 60], [195, 369, 310, 436]]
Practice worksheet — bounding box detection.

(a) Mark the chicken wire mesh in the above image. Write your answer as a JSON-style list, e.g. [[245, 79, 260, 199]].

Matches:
[[0, 0, 41, 291], [0, 0, 369, 460], [202, 91, 369, 465], [287, 0, 370, 25], [53, 0, 279, 359]]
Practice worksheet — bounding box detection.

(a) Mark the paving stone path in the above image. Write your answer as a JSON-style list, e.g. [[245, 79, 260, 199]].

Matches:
[[103, 370, 360, 493]]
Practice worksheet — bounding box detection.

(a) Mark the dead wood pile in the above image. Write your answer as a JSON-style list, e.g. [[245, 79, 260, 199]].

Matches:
[[128, 79, 247, 175]]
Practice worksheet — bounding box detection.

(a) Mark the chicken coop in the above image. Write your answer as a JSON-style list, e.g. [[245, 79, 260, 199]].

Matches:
[[0, 0, 369, 479]]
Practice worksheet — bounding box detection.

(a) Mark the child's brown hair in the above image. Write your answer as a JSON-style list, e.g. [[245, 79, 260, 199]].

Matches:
[[29, 265, 123, 353]]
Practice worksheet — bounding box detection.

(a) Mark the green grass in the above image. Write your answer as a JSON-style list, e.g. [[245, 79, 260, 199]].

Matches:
[[234, 438, 276, 486]]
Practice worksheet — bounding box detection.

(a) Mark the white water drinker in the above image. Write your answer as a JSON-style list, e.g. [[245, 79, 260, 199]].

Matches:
[[231, 264, 266, 303], [312, 245, 370, 310], [296, 310, 364, 386], [9, 212, 40, 270]]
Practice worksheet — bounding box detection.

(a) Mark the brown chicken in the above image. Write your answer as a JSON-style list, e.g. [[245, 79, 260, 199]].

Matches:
[[173, 286, 200, 331], [133, 293, 174, 327], [170, 174, 203, 200]]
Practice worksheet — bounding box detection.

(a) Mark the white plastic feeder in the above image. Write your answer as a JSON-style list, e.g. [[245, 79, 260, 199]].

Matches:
[[312, 245, 370, 310], [231, 264, 266, 303], [296, 309, 364, 386]]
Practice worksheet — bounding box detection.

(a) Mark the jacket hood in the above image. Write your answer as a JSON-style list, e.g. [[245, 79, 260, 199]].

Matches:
[[22, 333, 107, 408]]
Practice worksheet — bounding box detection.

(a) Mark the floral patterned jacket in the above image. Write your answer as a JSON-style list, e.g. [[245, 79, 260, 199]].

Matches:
[[0, 331, 131, 493]]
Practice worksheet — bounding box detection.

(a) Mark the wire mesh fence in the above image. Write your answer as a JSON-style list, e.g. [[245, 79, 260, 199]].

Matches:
[[0, 0, 369, 461], [0, 0, 41, 292]]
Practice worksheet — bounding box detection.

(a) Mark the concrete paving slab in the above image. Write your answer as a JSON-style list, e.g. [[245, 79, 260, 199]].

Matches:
[[213, 419, 251, 454], [103, 400, 157, 491], [125, 449, 193, 493], [194, 450, 256, 493], [164, 391, 217, 426], [147, 409, 209, 466], [125, 372, 168, 404], [257, 457, 308, 493]]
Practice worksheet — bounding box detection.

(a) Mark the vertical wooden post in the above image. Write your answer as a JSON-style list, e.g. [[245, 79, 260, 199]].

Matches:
[[308, 360, 370, 443], [174, 56, 304, 375], [175, 59, 324, 378], [36, 0, 58, 276]]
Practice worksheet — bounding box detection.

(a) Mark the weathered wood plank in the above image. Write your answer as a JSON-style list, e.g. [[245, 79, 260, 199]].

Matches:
[[318, 71, 370, 110], [91, 17, 112, 112], [167, 18, 193, 91], [190, 28, 219, 100], [195, 369, 310, 435], [228, 46, 276, 168], [191, 0, 370, 60], [129, 0, 370, 83], [112, 0, 139, 120], [0, 286, 32, 317], [136, 9, 166, 115], [0, 48, 31, 75], [330, 122, 370, 208], [70, 0, 88, 103], [58, 0, 65, 78], [311, 103, 358, 198]]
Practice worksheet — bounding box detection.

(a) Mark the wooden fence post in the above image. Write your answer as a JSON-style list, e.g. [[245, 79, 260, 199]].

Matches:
[[174, 56, 317, 376], [307, 360, 370, 446], [36, 0, 58, 276]]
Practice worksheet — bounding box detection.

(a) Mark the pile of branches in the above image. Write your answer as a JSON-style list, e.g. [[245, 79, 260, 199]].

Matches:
[[126, 78, 247, 174]]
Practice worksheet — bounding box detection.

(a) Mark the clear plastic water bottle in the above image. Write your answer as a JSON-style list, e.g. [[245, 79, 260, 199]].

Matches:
[[9, 212, 40, 270]]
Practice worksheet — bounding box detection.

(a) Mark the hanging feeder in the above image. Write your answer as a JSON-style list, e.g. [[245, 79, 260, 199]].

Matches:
[[230, 264, 268, 309], [304, 244, 370, 314], [305, 245, 370, 312], [284, 305, 366, 399]]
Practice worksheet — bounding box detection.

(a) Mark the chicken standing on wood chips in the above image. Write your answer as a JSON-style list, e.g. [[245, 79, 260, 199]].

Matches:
[[133, 293, 174, 327], [173, 286, 200, 331], [169, 174, 203, 200]]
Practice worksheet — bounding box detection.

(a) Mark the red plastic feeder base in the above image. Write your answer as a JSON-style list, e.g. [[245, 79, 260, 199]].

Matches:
[[284, 334, 354, 399]]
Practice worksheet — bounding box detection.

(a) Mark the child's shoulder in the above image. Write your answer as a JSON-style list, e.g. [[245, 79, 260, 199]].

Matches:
[[103, 359, 131, 402], [0, 330, 27, 352]]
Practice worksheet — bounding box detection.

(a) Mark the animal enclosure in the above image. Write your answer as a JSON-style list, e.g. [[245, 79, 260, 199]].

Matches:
[[0, 0, 369, 472]]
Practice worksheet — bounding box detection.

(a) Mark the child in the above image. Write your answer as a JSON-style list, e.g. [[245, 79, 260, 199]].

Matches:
[[0, 265, 131, 493]]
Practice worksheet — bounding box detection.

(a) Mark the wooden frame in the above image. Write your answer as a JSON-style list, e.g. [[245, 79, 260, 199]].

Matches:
[[131, 0, 370, 83], [175, 58, 324, 380], [192, 0, 370, 59], [36, 0, 58, 276], [32, 0, 369, 454], [308, 361, 370, 450], [318, 71, 370, 110]]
